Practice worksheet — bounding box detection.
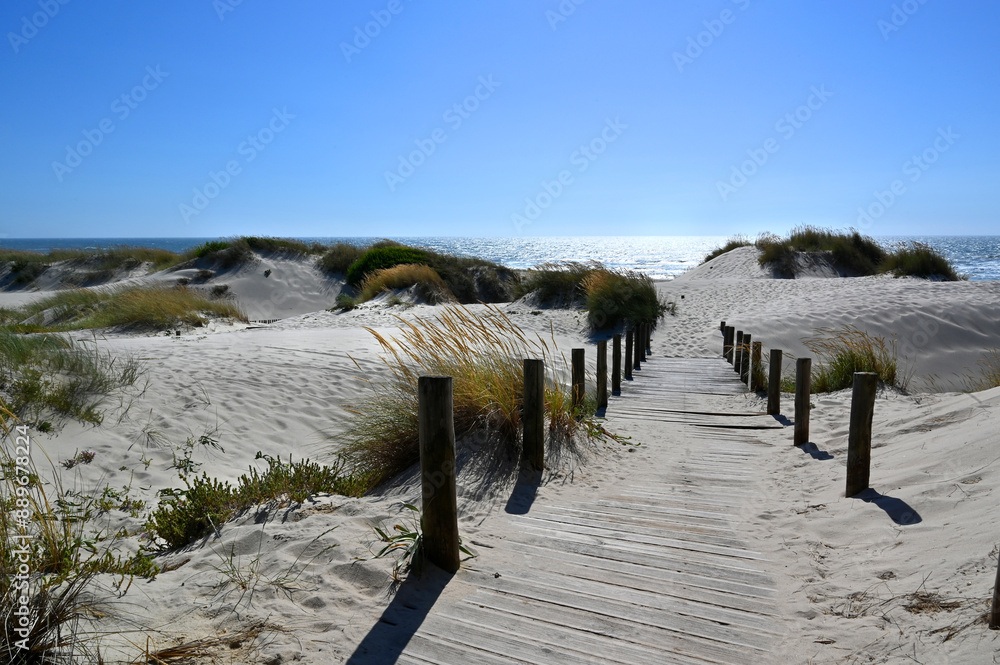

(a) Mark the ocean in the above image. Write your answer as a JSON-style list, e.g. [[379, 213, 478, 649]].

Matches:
[[2, 236, 999, 281]]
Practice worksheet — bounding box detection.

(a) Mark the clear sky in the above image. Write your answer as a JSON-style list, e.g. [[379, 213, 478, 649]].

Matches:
[[1, 1, 997, 239]]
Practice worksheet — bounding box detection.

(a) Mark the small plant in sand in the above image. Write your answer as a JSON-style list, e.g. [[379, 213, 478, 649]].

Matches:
[[803, 327, 904, 393], [370, 503, 474, 581], [963, 349, 1000, 392], [342, 304, 609, 490], [580, 267, 672, 330]]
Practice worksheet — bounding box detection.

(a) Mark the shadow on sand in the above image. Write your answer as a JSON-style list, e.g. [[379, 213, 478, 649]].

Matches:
[[797, 441, 834, 460], [853, 488, 922, 526], [345, 566, 454, 665]]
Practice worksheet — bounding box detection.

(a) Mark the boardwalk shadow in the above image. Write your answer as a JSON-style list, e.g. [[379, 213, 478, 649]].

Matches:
[[853, 488, 923, 526], [772, 414, 792, 427], [345, 566, 453, 665], [797, 442, 834, 460], [504, 467, 541, 515]]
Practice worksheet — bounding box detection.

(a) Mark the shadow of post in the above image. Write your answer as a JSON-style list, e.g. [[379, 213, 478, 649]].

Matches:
[[345, 566, 454, 665], [852, 488, 923, 526], [504, 467, 541, 515], [797, 442, 834, 460]]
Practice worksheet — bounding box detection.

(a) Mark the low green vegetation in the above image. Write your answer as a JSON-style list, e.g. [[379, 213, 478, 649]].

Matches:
[[342, 305, 612, 490], [1, 245, 184, 289], [317, 242, 366, 274], [515, 262, 673, 330], [964, 349, 1000, 392], [8, 285, 247, 333], [359, 264, 455, 304], [145, 453, 363, 550], [703, 226, 962, 280], [703, 235, 753, 263], [798, 327, 903, 393], [345, 246, 431, 285], [179, 236, 327, 271]]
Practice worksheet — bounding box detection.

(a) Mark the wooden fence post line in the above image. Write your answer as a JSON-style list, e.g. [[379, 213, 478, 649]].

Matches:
[[418, 376, 460, 573], [596, 340, 608, 410], [571, 348, 585, 411], [734, 331, 744, 374], [646, 324, 652, 355], [990, 550, 1000, 629], [612, 334, 622, 394], [846, 372, 878, 497], [794, 358, 811, 446], [624, 330, 633, 380], [751, 342, 762, 391], [724, 326, 735, 364], [740, 333, 752, 385], [522, 360, 545, 471], [720, 320, 726, 332], [767, 349, 782, 415]]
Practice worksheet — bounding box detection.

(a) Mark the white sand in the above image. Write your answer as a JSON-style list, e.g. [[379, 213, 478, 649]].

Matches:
[[7, 248, 1000, 662]]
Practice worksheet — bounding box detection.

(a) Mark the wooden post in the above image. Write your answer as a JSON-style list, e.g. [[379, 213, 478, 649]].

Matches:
[[720, 320, 726, 332], [418, 376, 460, 573], [624, 330, 633, 380], [522, 360, 545, 471], [724, 326, 735, 363], [846, 372, 878, 497], [571, 348, 585, 411], [767, 349, 782, 415], [990, 550, 1000, 629], [596, 340, 608, 410], [740, 333, 752, 385], [794, 358, 811, 446], [638, 324, 647, 363], [633, 326, 642, 371], [646, 324, 652, 355], [734, 331, 744, 374], [612, 334, 622, 394], [751, 342, 762, 391]]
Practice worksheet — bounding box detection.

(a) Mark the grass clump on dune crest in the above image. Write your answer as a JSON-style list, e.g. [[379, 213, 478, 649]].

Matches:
[[317, 242, 366, 275], [359, 264, 455, 304], [342, 305, 602, 490], [11, 285, 246, 333], [880, 242, 962, 280], [514, 261, 596, 304], [345, 247, 430, 286], [703, 235, 753, 263], [581, 268, 672, 330], [804, 327, 903, 393]]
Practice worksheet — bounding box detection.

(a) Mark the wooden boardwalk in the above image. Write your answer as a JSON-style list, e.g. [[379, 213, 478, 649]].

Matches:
[[349, 357, 784, 664]]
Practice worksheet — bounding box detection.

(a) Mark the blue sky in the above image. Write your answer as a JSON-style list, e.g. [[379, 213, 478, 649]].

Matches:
[[1, 1, 997, 239]]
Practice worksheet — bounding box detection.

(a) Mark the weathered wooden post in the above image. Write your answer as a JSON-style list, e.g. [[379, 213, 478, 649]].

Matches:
[[645, 324, 652, 355], [522, 360, 545, 471], [734, 331, 744, 374], [724, 326, 735, 364], [751, 342, 762, 391], [846, 372, 878, 497], [596, 340, 608, 410], [794, 358, 811, 446], [720, 320, 726, 332], [990, 551, 1000, 629], [418, 376, 460, 573], [612, 334, 622, 394], [740, 333, 752, 385], [624, 330, 633, 380], [571, 348, 585, 411], [767, 349, 782, 415], [633, 326, 642, 372], [638, 323, 647, 363]]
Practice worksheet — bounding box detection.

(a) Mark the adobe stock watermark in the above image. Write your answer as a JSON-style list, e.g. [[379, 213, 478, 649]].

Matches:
[[716, 85, 833, 202], [546, 0, 585, 30], [10, 425, 36, 650], [384, 75, 500, 192], [511, 117, 627, 233], [52, 66, 169, 183], [214, 0, 246, 21], [878, 0, 930, 40], [673, 0, 751, 73], [179, 107, 295, 223], [340, 0, 413, 63], [855, 127, 958, 229], [7, 0, 72, 54]]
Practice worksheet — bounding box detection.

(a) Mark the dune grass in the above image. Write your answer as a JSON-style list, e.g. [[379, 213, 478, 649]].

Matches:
[[803, 327, 903, 393], [1, 246, 185, 289], [179, 236, 327, 271], [514, 261, 595, 304], [342, 305, 603, 490], [11, 285, 247, 333], [703, 235, 753, 263], [963, 349, 1000, 392], [359, 264, 456, 304], [317, 242, 366, 275], [880, 242, 962, 280], [0, 331, 143, 425], [581, 267, 672, 330]]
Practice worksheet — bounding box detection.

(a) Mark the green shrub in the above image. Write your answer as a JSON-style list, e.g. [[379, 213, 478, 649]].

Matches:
[[318, 243, 365, 275], [146, 453, 362, 550], [334, 293, 357, 311], [515, 262, 597, 304], [359, 264, 455, 304], [881, 242, 962, 280], [581, 268, 672, 329], [346, 247, 430, 286], [703, 235, 753, 263]]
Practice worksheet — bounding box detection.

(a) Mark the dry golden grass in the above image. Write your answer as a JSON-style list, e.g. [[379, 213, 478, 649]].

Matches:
[[342, 304, 593, 489], [359, 264, 455, 304], [804, 327, 903, 393], [964, 349, 1000, 392]]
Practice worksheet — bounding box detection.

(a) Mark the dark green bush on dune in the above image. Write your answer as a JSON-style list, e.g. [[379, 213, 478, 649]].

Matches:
[[345, 247, 431, 286]]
